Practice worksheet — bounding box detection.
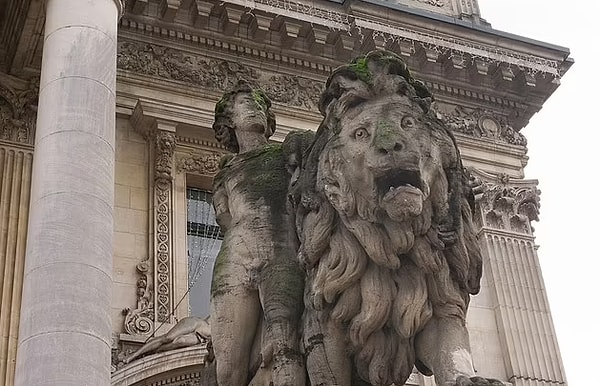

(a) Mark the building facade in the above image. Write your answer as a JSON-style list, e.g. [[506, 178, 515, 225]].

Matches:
[[0, 0, 571, 385]]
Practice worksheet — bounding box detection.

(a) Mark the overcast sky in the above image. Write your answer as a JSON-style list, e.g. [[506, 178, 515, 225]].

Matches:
[[477, 1, 599, 385]]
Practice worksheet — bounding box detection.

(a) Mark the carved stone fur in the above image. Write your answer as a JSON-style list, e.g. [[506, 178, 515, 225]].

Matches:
[[294, 51, 484, 386]]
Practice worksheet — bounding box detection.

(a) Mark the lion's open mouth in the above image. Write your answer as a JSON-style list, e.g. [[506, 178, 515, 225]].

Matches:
[[376, 170, 422, 201], [376, 169, 425, 221]]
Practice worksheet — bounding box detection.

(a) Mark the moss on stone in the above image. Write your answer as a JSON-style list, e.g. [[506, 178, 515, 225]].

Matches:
[[210, 243, 230, 297], [251, 89, 269, 112], [348, 57, 373, 84], [215, 97, 228, 115]]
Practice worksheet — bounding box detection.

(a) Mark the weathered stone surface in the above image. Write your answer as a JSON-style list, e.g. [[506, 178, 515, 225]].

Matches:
[[291, 51, 492, 386], [209, 81, 312, 386], [129, 53, 504, 386]]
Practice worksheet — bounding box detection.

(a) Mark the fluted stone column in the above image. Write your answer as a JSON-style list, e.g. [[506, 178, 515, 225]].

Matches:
[[472, 170, 567, 386], [14, 1, 123, 385]]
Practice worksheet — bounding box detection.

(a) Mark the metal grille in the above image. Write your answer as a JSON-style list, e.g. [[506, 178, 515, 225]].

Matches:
[[186, 188, 222, 317]]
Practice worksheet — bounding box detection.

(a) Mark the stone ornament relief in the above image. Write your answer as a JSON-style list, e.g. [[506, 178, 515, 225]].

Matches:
[[471, 172, 540, 235], [0, 78, 38, 146], [176, 152, 222, 175], [123, 261, 154, 335], [154, 130, 177, 323], [437, 105, 527, 146], [117, 41, 322, 110], [416, 0, 446, 6]]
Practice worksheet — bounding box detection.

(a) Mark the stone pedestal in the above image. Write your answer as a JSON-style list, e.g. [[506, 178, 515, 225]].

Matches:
[[14, 1, 123, 385]]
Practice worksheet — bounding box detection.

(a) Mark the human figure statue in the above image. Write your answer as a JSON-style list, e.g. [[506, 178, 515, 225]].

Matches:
[[123, 316, 210, 364], [293, 50, 503, 386], [210, 81, 312, 386]]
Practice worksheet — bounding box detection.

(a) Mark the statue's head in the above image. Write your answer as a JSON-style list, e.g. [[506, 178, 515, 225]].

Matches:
[[213, 80, 276, 153]]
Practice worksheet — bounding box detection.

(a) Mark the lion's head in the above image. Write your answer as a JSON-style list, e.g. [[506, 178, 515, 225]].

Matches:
[[296, 51, 482, 385]]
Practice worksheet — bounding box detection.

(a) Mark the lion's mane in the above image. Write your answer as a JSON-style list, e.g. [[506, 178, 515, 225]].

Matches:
[[295, 51, 482, 386]]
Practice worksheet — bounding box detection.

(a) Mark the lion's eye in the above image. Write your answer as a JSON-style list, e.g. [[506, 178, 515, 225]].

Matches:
[[401, 116, 416, 128], [354, 128, 369, 140]]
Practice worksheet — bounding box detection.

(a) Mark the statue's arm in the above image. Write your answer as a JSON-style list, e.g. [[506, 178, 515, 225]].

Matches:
[[213, 181, 232, 230]]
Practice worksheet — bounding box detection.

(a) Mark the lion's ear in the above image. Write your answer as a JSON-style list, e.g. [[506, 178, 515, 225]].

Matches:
[[324, 183, 346, 213]]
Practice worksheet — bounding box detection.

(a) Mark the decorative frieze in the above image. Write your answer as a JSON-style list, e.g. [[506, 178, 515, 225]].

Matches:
[[437, 105, 527, 146], [176, 152, 222, 175], [117, 41, 323, 111], [418, 0, 446, 6], [470, 170, 540, 235]]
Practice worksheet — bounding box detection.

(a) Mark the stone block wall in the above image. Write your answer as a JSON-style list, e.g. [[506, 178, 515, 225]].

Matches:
[[111, 117, 150, 332]]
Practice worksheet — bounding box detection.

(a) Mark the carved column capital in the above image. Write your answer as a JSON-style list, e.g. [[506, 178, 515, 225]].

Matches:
[[0, 77, 39, 146], [154, 130, 177, 182], [470, 169, 540, 235]]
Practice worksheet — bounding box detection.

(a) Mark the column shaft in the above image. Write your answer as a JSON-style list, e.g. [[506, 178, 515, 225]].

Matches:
[[14, 1, 121, 385]]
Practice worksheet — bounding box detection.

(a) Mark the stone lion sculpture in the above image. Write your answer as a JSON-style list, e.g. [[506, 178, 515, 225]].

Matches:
[[210, 81, 313, 386], [293, 51, 498, 386]]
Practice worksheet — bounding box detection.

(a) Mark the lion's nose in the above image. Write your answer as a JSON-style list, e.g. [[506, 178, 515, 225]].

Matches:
[[376, 141, 403, 155]]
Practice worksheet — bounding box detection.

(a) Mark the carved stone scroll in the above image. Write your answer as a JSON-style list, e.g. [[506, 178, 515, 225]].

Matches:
[[123, 262, 154, 335]]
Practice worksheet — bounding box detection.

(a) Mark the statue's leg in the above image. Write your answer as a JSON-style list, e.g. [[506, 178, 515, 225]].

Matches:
[[123, 335, 169, 363], [303, 308, 352, 386], [162, 316, 205, 340], [211, 264, 261, 386], [156, 333, 201, 352], [414, 316, 475, 386], [259, 261, 306, 386]]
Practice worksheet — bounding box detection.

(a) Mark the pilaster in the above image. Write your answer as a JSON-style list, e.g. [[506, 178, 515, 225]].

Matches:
[[0, 74, 37, 386], [471, 168, 567, 386]]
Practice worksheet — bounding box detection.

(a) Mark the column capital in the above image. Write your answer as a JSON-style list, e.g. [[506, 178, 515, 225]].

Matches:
[[469, 168, 541, 235]]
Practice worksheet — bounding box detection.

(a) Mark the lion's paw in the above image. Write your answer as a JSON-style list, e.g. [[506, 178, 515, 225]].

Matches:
[[453, 375, 505, 386]]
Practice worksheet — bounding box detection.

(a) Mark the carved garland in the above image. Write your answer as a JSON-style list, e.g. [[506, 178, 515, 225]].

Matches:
[[177, 152, 222, 175], [154, 130, 177, 323], [123, 261, 154, 335], [117, 41, 323, 111]]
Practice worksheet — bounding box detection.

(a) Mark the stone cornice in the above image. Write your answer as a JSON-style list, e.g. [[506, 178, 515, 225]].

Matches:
[[116, 6, 564, 130], [128, 0, 569, 79], [115, 36, 528, 126]]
